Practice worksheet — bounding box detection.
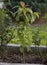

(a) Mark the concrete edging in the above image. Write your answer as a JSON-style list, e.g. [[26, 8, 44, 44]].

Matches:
[[0, 63, 44, 65], [0, 44, 46, 51], [0, 44, 47, 51]]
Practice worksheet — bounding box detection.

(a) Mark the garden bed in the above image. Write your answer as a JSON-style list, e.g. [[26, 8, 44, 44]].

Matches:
[[0, 1, 47, 65], [0, 44, 47, 64]]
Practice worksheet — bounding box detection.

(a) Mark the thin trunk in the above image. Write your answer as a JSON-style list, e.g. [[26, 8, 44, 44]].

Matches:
[[22, 51, 25, 63]]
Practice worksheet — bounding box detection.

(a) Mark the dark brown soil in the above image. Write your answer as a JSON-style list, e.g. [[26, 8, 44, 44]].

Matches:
[[32, 18, 47, 25], [0, 50, 47, 64]]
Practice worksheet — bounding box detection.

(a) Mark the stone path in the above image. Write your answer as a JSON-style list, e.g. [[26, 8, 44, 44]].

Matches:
[[0, 63, 44, 65]]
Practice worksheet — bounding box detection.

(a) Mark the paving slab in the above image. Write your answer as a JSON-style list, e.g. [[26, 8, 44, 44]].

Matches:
[[0, 63, 44, 65]]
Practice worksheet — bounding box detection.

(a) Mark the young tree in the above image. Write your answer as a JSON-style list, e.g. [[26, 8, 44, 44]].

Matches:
[[4, 0, 39, 62]]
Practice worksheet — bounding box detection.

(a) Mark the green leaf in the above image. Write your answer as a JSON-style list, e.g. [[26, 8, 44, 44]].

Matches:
[[34, 12, 39, 18]]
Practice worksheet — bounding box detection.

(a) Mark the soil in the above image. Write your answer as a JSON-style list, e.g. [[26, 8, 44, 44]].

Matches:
[[32, 18, 47, 26], [0, 49, 47, 64]]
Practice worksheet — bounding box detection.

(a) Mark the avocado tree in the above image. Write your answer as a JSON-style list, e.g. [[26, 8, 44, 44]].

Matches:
[[4, 0, 39, 63]]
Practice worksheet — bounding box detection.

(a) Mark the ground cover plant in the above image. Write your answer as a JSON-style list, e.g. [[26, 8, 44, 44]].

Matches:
[[9, 24, 47, 46]]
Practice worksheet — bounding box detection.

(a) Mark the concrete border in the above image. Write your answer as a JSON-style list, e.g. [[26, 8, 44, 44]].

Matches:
[[0, 44, 47, 51], [7, 44, 47, 50], [0, 63, 44, 65]]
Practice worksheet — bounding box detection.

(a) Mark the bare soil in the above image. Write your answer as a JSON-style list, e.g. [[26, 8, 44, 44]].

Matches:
[[32, 18, 47, 25], [0, 49, 47, 64]]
